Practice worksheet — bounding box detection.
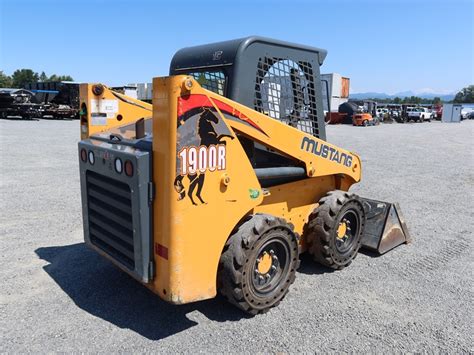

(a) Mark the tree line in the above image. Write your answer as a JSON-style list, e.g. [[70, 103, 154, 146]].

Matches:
[[366, 86, 473, 105], [365, 96, 444, 105], [1, 68, 472, 104], [0, 69, 74, 89]]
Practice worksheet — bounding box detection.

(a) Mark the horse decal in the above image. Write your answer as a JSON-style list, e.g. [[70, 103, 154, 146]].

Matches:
[[174, 108, 233, 205]]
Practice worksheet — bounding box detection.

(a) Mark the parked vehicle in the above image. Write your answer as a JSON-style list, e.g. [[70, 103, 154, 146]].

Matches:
[[376, 108, 388, 118], [326, 101, 373, 125], [0, 89, 41, 119], [338, 101, 378, 126], [432, 105, 443, 119], [353, 113, 377, 126], [420, 108, 435, 121], [406, 107, 433, 122], [25, 82, 80, 119], [461, 107, 474, 120], [405, 107, 418, 122]]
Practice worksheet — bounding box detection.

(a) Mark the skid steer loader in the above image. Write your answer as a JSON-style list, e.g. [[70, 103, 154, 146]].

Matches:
[[77, 37, 410, 314]]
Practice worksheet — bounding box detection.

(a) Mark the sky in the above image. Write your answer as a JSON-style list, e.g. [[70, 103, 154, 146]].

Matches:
[[0, 0, 473, 94]]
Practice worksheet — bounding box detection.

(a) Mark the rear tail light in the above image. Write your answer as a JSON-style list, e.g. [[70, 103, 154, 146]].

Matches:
[[80, 148, 87, 162], [115, 158, 123, 174], [88, 151, 95, 165], [124, 160, 133, 177]]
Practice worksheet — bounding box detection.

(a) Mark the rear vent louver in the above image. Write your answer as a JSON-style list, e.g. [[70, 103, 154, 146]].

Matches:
[[86, 171, 135, 269]]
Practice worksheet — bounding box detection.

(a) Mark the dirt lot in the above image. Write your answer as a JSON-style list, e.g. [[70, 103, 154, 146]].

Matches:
[[1, 119, 473, 352]]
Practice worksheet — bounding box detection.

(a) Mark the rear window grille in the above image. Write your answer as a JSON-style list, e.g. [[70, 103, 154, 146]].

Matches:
[[254, 58, 319, 137], [189, 71, 226, 96], [86, 171, 135, 269]]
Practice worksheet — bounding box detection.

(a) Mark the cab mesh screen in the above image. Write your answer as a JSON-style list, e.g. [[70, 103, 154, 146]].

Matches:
[[254, 58, 319, 137], [189, 71, 226, 96]]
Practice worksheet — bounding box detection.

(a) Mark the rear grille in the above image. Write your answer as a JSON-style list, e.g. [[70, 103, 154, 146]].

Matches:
[[254, 57, 320, 137], [86, 171, 135, 269]]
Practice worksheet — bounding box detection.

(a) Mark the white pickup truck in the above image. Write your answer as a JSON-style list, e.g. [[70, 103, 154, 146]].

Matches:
[[406, 107, 434, 122]]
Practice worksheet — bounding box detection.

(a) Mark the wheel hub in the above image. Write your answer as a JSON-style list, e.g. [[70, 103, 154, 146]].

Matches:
[[336, 219, 352, 244], [337, 221, 348, 239], [335, 211, 360, 254], [253, 248, 281, 289], [257, 251, 273, 274]]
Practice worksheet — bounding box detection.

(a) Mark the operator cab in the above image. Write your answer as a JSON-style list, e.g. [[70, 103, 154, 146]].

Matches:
[[170, 36, 328, 186]]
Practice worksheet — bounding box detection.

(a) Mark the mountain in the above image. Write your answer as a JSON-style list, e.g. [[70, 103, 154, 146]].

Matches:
[[350, 92, 391, 99], [350, 91, 455, 101]]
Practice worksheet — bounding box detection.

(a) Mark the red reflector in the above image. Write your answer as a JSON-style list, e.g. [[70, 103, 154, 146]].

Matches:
[[155, 243, 168, 260], [124, 159, 133, 177], [80, 148, 87, 162]]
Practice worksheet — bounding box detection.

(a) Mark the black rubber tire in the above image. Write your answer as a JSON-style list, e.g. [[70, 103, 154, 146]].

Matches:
[[363, 120, 368, 126], [217, 214, 299, 315], [305, 190, 365, 270]]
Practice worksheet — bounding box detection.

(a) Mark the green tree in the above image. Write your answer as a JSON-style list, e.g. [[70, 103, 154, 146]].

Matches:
[[11, 69, 39, 88], [39, 71, 48, 82], [432, 97, 442, 105], [58, 75, 74, 81], [0, 71, 13, 88], [49, 74, 74, 82], [393, 97, 401, 104], [404, 96, 421, 104], [453, 85, 474, 103]]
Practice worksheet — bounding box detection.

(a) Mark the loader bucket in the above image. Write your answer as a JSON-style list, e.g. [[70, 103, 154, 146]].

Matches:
[[360, 198, 411, 254]]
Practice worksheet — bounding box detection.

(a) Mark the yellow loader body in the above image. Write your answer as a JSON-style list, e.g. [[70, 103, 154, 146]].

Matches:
[[151, 76, 360, 303], [77, 37, 409, 314], [79, 76, 362, 303]]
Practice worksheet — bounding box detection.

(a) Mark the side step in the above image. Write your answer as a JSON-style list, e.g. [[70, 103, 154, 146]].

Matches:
[[360, 198, 411, 254]]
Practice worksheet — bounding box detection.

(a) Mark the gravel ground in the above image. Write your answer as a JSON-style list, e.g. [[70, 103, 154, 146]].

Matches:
[[1, 119, 473, 353]]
